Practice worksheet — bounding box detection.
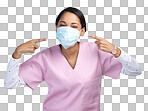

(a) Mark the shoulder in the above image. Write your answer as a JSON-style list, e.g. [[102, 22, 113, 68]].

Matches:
[[87, 41, 98, 48], [36, 44, 59, 60], [40, 44, 57, 53], [21, 45, 57, 65], [81, 41, 98, 49], [86, 41, 113, 58], [84, 41, 100, 53]]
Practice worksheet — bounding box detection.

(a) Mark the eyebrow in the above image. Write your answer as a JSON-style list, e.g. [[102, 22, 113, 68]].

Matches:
[[60, 21, 78, 25]]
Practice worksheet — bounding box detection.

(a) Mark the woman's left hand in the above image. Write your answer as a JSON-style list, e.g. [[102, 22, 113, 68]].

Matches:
[[88, 34, 115, 54]]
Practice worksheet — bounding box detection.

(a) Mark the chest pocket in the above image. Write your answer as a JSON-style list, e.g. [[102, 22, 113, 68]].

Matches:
[[81, 76, 101, 109]]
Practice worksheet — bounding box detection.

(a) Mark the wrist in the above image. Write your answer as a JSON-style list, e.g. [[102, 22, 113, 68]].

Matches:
[[113, 47, 121, 58], [12, 50, 22, 59]]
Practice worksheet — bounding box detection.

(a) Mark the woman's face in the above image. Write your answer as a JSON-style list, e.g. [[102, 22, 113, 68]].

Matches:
[[56, 12, 85, 36]]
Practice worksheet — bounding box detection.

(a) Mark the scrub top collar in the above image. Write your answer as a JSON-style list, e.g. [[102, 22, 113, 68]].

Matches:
[[58, 42, 81, 71]]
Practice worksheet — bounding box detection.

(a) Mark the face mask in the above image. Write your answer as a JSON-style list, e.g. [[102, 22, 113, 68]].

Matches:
[[56, 26, 82, 49]]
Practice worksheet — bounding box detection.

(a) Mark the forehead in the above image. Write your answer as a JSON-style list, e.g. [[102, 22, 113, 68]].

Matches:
[[59, 12, 81, 24]]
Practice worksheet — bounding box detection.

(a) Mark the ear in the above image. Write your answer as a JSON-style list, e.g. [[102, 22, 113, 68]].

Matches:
[[80, 27, 85, 36]]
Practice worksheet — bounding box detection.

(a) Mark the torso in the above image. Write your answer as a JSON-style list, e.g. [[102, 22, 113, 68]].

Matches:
[[42, 42, 103, 110]]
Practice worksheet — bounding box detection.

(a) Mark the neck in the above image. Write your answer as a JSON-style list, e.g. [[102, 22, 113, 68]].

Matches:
[[60, 42, 80, 58]]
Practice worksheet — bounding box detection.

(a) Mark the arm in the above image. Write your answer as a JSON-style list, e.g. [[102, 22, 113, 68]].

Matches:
[[4, 38, 47, 89], [88, 34, 142, 76], [4, 54, 26, 89], [114, 47, 142, 76]]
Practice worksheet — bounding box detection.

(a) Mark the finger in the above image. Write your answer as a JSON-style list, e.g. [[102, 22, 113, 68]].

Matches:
[[27, 47, 35, 53], [95, 40, 101, 44], [94, 40, 105, 45], [34, 44, 39, 49], [30, 43, 39, 49], [99, 47, 106, 51], [88, 34, 103, 40], [97, 46, 107, 52], [30, 38, 47, 43], [97, 44, 108, 48]]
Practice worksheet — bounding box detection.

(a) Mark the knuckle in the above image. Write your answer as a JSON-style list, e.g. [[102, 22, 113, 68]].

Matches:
[[100, 40, 103, 44], [99, 46, 103, 50], [31, 47, 34, 50], [30, 46, 34, 49], [99, 44, 102, 47], [32, 50, 35, 53], [31, 44, 35, 48]]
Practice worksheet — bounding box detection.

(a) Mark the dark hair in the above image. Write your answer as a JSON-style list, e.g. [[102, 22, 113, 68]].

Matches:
[[55, 7, 86, 32]]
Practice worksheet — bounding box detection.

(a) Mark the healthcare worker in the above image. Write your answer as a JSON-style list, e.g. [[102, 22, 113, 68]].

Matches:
[[4, 7, 142, 111]]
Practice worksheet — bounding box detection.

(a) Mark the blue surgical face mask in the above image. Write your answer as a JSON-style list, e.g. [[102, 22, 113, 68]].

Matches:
[[56, 26, 82, 49]]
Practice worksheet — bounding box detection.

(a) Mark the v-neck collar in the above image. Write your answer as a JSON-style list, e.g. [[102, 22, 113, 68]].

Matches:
[[57, 42, 81, 72]]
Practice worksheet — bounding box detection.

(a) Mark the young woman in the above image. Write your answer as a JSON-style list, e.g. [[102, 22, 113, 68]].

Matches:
[[4, 7, 142, 111]]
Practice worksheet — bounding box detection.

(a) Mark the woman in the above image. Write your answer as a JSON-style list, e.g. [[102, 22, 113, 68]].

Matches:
[[4, 7, 142, 111]]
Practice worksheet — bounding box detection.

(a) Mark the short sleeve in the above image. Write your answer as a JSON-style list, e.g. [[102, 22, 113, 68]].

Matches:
[[98, 47, 123, 79], [18, 52, 45, 90]]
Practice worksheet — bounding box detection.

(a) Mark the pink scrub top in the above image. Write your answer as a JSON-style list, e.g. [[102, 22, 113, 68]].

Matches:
[[18, 42, 123, 111]]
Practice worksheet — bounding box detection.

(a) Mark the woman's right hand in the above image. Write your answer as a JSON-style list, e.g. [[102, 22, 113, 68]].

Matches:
[[12, 38, 47, 59]]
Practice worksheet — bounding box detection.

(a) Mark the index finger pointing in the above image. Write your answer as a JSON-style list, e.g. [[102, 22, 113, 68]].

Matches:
[[30, 38, 47, 43], [88, 34, 103, 40]]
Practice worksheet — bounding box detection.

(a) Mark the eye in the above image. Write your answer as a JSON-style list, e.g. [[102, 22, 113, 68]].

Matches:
[[60, 24, 65, 26], [72, 26, 77, 28]]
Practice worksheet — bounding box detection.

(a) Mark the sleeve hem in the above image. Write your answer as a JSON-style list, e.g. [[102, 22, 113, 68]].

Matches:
[[18, 70, 36, 90], [112, 63, 123, 79]]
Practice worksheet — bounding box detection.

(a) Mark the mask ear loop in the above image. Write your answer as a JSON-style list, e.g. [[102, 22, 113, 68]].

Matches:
[[78, 28, 82, 42]]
